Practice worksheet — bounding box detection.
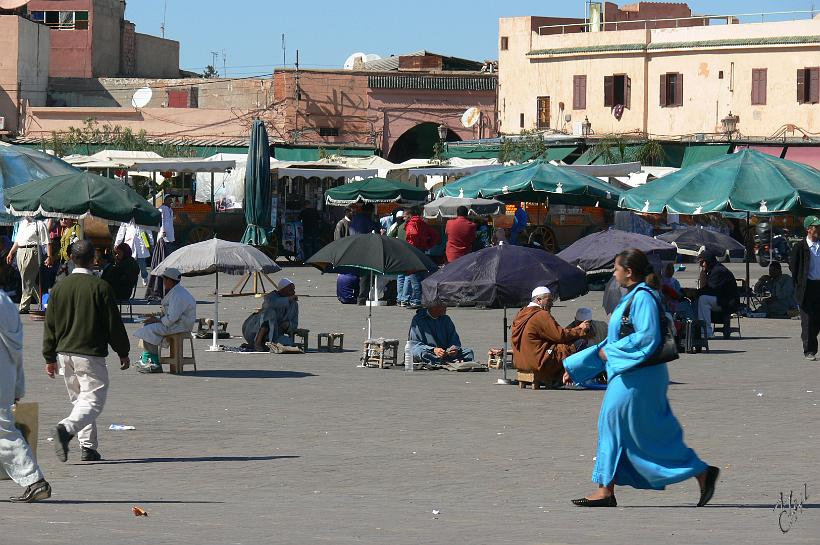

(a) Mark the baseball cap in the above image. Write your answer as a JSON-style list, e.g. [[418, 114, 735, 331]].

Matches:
[[161, 267, 181, 281], [531, 286, 551, 299], [804, 215, 820, 229]]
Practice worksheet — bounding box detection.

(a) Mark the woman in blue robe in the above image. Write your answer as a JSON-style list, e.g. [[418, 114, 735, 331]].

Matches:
[[563, 249, 719, 507]]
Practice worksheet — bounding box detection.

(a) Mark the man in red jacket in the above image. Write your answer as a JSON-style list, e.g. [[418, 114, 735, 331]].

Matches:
[[445, 206, 477, 263], [403, 207, 439, 308]]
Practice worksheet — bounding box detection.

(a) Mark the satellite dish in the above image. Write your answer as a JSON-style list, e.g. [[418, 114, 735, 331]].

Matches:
[[343, 52, 367, 70], [365, 53, 382, 62], [461, 107, 481, 128], [131, 87, 153, 109]]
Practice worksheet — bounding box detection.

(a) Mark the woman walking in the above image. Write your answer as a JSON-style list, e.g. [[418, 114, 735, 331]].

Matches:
[[563, 249, 719, 507]]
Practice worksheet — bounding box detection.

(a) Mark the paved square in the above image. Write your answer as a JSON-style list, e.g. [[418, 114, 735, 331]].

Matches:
[[1, 262, 817, 544]]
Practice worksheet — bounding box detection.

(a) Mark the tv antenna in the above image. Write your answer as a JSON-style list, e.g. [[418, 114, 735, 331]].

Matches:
[[281, 34, 286, 68], [160, 0, 167, 38]]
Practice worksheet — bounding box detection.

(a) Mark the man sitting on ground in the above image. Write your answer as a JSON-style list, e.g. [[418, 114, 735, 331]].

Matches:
[[133, 268, 197, 373], [242, 278, 300, 350], [755, 262, 797, 318], [409, 302, 474, 365], [512, 286, 590, 387]]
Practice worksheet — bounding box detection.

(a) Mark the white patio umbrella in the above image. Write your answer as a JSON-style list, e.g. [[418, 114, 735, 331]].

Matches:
[[152, 238, 281, 351]]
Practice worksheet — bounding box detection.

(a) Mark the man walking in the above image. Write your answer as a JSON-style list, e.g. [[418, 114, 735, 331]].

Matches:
[[43, 240, 130, 462], [1, 289, 51, 502], [790, 216, 820, 360], [6, 217, 50, 313]]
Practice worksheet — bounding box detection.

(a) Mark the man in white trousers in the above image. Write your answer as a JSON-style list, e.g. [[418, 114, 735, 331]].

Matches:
[[0, 290, 51, 502], [43, 240, 130, 463]]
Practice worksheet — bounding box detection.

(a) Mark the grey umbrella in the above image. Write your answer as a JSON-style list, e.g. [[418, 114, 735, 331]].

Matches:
[[153, 238, 281, 351], [423, 196, 505, 219], [0, 143, 78, 191]]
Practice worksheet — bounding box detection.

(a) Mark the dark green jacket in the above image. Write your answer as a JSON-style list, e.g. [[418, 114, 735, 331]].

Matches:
[[43, 271, 130, 362]]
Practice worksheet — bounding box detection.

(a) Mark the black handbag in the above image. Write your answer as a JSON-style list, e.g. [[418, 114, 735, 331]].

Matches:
[[619, 286, 680, 368]]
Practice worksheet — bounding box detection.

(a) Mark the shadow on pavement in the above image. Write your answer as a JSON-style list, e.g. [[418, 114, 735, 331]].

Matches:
[[82, 455, 299, 465], [35, 499, 225, 505], [622, 503, 820, 509], [703, 349, 746, 354], [189, 370, 316, 379]]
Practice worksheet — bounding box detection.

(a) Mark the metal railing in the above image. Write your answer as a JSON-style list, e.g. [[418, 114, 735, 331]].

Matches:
[[537, 10, 818, 35]]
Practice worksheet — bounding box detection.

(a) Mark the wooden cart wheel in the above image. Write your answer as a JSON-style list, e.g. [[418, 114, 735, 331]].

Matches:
[[185, 226, 214, 244], [528, 226, 557, 253]]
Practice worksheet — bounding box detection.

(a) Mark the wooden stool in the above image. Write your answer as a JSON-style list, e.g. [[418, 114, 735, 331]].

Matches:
[[361, 338, 399, 368], [317, 332, 344, 352], [516, 369, 557, 390], [159, 333, 197, 375], [292, 328, 310, 352]]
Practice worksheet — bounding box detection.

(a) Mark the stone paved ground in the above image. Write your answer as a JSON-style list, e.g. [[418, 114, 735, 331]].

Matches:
[[1, 262, 818, 545]]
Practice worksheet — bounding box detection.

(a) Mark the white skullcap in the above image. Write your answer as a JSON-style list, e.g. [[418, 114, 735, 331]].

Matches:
[[278, 278, 294, 289], [531, 286, 551, 299], [575, 307, 592, 322], [395, 210, 404, 217]]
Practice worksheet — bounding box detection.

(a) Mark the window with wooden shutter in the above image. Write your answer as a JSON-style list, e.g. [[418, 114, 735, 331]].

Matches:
[[537, 96, 550, 129], [604, 76, 614, 107], [811, 67, 820, 103], [500, 37, 509, 51], [798, 68, 807, 103], [751, 69, 767, 105], [660, 73, 682, 107], [674, 73, 682, 106], [660, 74, 667, 107], [520, 113, 525, 128], [625, 75, 632, 109], [573, 75, 587, 110]]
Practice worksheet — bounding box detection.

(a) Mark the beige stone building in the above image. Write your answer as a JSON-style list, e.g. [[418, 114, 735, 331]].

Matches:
[[499, 9, 820, 140]]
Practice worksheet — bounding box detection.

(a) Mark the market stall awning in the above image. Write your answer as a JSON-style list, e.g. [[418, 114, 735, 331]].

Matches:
[[273, 146, 376, 162], [734, 145, 784, 157], [785, 146, 820, 170], [559, 161, 641, 177], [274, 167, 378, 179], [130, 158, 237, 173], [680, 145, 731, 168], [325, 177, 428, 205], [407, 164, 503, 177], [543, 146, 580, 162]]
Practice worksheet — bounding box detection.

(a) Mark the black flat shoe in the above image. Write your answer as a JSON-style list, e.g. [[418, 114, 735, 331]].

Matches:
[[9, 479, 51, 503], [697, 466, 720, 507], [54, 424, 73, 463], [81, 447, 102, 461], [572, 495, 617, 507]]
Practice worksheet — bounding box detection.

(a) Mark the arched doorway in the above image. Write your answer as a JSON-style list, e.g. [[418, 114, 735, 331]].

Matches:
[[386, 122, 462, 163]]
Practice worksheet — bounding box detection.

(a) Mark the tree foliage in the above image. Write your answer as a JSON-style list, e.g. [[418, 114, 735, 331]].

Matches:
[[498, 130, 547, 163]]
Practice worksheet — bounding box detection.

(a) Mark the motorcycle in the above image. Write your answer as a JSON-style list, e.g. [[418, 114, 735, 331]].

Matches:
[[754, 222, 791, 267]]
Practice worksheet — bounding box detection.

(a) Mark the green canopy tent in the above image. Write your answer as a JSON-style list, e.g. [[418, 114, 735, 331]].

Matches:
[[325, 177, 428, 206], [439, 160, 622, 208], [620, 148, 820, 307]]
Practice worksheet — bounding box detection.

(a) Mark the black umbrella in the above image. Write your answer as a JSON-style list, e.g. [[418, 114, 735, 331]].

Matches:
[[421, 244, 587, 383], [558, 228, 677, 274], [306, 233, 437, 338], [657, 227, 745, 258]]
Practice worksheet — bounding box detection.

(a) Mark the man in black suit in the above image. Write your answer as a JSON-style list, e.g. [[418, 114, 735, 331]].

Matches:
[[789, 215, 820, 360]]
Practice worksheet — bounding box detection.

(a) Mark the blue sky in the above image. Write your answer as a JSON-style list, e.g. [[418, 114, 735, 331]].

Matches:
[[125, 1, 817, 76]]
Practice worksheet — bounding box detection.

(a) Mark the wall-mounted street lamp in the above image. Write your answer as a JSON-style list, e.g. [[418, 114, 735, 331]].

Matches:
[[581, 116, 592, 136], [721, 111, 739, 140], [437, 123, 449, 142]]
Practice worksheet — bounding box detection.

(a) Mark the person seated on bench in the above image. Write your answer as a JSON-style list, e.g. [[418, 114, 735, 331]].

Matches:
[[133, 267, 197, 373], [512, 286, 590, 388], [756, 262, 797, 318], [242, 278, 300, 350], [101, 243, 140, 301], [408, 301, 474, 364], [682, 251, 739, 338]]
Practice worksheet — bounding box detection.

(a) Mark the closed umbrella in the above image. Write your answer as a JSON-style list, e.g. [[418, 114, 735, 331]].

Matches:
[[5, 171, 160, 226], [240, 120, 271, 246], [423, 196, 505, 219], [325, 178, 428, 205], [657, 227, 745, 258], [421, 244, 587, 383], [558, 229, 677, 274], [306, 233, 437, 338], [152, 238, 281, 351]]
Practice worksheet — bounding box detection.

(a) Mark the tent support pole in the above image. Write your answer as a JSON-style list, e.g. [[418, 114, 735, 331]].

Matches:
[[497, 307, 513, 385], [208, 273, 220, 351], [746, 211, 751, 311]]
